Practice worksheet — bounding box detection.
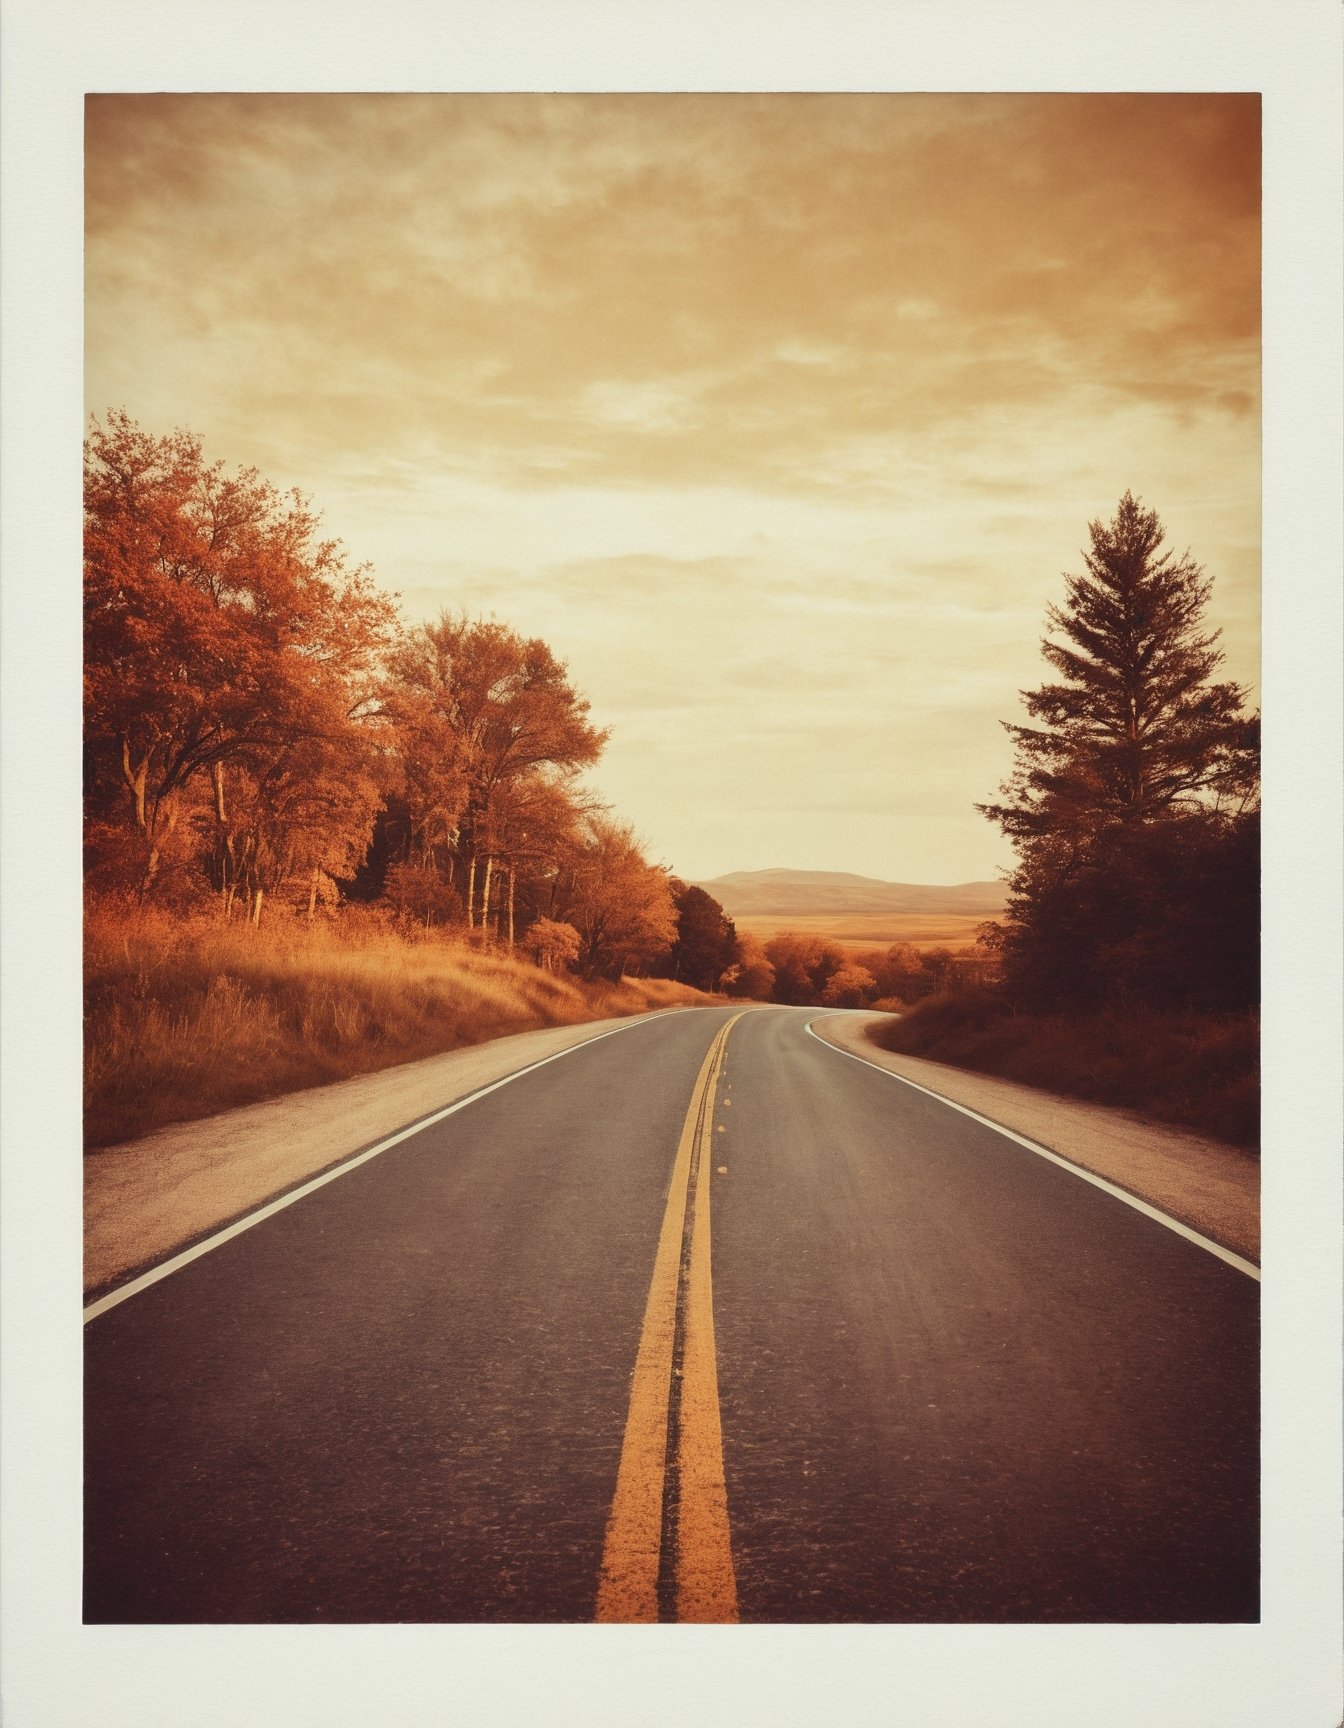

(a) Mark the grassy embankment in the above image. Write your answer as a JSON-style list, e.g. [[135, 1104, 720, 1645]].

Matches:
[[867, 989, 1259, 1150], [85, 899, 707, 1150]]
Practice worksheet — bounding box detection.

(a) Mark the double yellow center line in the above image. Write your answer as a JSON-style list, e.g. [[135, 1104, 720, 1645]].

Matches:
[[595, 1012, 743, 1623]]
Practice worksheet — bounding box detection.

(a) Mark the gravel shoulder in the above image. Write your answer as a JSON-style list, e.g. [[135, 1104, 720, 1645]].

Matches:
[[84, 1010, 688, 1297], [811, 1011, 1259, 1266]]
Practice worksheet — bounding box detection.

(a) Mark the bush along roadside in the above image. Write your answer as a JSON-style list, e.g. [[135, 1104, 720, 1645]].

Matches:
[[866, 988, 1259, 1150], [84, 898, 710, 1150]]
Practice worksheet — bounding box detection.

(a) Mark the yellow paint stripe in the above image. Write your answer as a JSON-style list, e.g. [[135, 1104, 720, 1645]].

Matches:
[[595, 1013, 742, 1623], [674, 1076, 738, 1623]]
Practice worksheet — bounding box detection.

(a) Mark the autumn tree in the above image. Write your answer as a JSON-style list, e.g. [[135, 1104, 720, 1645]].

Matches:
[[486, 774, 595, 948], [376, 676, 473, 873], [381, 614, 606, 936], [979, 494, 1260, 1010], [555, 818, 677, 980], [821, 964, 877, 1008], [764, 934, 847, 1006], [203, 733, 385, 925], [84, 412, 395, 896], [524, 917, 582, 973], [721, 931, 776, 1001], [383, 860, 465, 930]]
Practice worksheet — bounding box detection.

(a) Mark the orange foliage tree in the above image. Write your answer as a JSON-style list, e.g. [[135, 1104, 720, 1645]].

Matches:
[[381, 613, 606, 939], [85, 415, 691, 968], [554, 818, 678, 980], [84, 413, 395, 905]]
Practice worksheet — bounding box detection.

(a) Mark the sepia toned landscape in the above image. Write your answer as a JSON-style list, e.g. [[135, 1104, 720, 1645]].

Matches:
[[82, 93, 1261, 1632], [696, 867, 1008, 952], [731, 910, 999, 950]]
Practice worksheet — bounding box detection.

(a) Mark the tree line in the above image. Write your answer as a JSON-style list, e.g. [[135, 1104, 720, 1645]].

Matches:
[[84, 413, 682, 979], [88, 420, 1250, 1012], [85, 413, 935, 1001]]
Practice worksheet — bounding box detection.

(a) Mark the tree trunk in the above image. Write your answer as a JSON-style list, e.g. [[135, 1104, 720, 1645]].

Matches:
[[466, 855, 477, 929], [506, 868, 515, 948], [136, 795, 178, 899], [481, 854, 494, 936], [250, 886, 265, 927], [307, 868, 319, 922], [121, 738, 150, 834]]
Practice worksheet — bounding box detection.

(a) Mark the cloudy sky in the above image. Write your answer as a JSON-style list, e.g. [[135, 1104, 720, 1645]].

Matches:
[[85, 93, 1260, 884]]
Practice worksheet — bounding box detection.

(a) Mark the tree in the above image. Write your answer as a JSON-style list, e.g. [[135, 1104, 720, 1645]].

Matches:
[[376, 677, 473, 873], [665, 882, 737, 991], [204, 733, 385, 925], [722, 931, 775, 1000], [486, 773, 594, 948], [864, 943, 927, 1003], [383, 860, 465, 930], [763, 934, 847, 1006], [84, 412, 395, 894], [556, 818, 677, 979], [979, 494, 1260, 1010], [524, 917, 581, 973], [980, 492, 1257, 844], [821, 964, 877, 1008], [381, 613, 607, 932]]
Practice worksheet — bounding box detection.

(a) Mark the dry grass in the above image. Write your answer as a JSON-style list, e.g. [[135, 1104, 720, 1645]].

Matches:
[[867, 989, 1259, 1150], [732, 911, 994, 952], [85, 898, 708, 1149]]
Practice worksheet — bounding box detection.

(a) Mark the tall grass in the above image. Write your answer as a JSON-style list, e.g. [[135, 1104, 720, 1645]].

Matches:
[[867, 988, 1259, 1149], [85, 898, 706, 1149]]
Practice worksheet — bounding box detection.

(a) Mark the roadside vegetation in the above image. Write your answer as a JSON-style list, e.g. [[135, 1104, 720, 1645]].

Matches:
[[866, 991, 1258, 1148], [82, 416, 729, 1148], [868, 494, 1260, 1152], [85, 898, 703, 1148]]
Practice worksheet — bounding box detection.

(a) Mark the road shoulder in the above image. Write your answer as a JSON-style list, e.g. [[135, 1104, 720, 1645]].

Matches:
[[811, 1011, 1259, 1266], [84, 1010, 689, 1297]]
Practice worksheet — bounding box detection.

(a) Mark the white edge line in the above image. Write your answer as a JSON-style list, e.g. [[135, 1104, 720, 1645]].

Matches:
[[804, 1017, 1261, 1283], [84, 1007, 705, 1324]]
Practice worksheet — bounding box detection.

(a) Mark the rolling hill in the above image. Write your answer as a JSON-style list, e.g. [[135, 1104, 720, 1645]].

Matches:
[[689, 869, 1009, 952], [693, 869, 1008, 919]]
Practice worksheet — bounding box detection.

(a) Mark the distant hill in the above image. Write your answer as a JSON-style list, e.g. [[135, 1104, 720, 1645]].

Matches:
[[692, 869, 1008, 919]]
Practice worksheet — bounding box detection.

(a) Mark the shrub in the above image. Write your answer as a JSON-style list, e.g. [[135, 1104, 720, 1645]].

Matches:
[[84, 893, 707, 1148], [867, 988, 1258, 1148], [821, 964, 877, 1008]]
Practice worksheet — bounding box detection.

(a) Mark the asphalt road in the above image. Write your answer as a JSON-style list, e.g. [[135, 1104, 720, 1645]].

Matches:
[[84, 1005, 1258, 1624]]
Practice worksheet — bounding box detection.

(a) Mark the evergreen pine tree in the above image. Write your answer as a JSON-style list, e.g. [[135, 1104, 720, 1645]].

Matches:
[[979, 494, 1259, 1010]]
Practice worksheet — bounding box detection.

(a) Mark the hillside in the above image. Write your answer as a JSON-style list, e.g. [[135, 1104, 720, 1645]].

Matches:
[[694, 868, 1008, 920]]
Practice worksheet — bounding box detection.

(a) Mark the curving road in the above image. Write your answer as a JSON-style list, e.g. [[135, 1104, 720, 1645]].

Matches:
[[84, 1005, 1258, 1623]]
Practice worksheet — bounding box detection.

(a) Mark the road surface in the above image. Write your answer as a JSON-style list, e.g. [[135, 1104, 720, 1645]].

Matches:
[[84, 1005, 1258, 1623]]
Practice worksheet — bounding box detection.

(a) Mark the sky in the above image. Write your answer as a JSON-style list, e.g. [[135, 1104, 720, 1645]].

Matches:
[[84, 92, 1261, 884]]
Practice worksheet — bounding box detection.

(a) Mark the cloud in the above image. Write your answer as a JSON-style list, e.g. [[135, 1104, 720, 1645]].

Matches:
[[84, 93, 1260, 880], [86, 94, 1259, 492]]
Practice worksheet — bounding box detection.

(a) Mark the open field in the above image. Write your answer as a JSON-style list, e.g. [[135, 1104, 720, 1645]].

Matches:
[[732, 911, 991, 952]]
